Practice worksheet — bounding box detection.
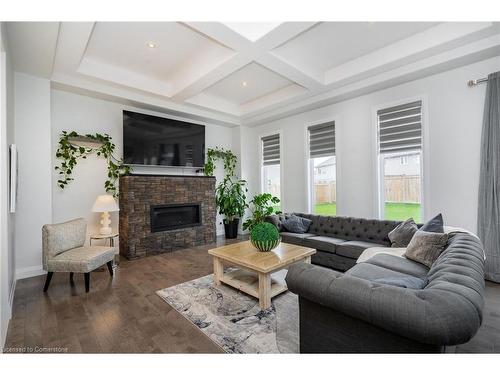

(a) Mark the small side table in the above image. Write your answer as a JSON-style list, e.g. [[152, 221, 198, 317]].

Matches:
[[90, 232, 119, 266]]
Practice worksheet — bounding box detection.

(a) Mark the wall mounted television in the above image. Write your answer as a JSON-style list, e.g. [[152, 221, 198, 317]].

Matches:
[[123, 110, 205, 168]]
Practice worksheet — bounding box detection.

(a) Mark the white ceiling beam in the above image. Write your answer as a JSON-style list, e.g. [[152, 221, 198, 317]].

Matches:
[[183, 22, 254, 51], [324, 22, 495, 85], [173, 21, 323, 102], [243, 32, 500, 126], [170, 52, 251, 101], [255, 53, 324, 90], [256, 22, 317, 50], [53, 22, 95, 74], [51, 72, 241, 127]]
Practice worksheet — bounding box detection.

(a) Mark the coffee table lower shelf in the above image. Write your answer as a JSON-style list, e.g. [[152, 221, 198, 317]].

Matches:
[[219, 268, 288, 308]]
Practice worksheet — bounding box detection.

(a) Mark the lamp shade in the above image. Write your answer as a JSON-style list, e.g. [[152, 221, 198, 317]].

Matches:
[[91, 195, 119, 212]]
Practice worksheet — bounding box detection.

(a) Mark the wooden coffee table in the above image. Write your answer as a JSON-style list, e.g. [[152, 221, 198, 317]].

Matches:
[[208, 241, 316, 310]]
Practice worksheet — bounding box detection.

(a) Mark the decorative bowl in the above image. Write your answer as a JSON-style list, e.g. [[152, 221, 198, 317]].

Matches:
[[250, 237, 281, 252]]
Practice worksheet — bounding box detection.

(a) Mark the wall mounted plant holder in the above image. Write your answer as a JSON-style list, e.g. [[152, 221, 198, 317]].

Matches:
[[55, 131, 131, 197]]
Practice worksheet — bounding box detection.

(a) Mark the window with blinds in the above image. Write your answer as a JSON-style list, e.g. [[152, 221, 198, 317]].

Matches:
[[377, 101, 422, 154], [262, 134, 280, 165], [308, 121, 335, 158]]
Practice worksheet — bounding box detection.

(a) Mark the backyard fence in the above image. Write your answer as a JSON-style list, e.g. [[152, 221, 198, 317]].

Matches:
[[314, 176, 420, 204], [384, 175, 420, 203], [315, 182, 337, 204]]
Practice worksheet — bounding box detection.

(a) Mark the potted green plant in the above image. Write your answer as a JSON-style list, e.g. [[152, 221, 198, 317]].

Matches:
[[250, 222, 281, 252], [242, 193, 281, 232], [216, 177, 248, 239]]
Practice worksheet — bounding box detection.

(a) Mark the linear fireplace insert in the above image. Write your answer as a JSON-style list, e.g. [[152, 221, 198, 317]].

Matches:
[[150, 203, 202, 232]]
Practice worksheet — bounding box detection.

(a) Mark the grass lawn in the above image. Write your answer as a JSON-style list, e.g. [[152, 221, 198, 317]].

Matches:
[[384, 202, 421, 223], [313, 202, 421, 222]]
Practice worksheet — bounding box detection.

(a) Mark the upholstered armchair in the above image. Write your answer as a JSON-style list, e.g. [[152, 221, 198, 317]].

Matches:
[[42, 218, 116, 293]]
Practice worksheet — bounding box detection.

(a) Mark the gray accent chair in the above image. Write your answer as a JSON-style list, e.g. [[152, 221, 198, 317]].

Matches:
[[286, 232, 485, 353], [42, 218, 116, 293], [266, 213, 401, 271]]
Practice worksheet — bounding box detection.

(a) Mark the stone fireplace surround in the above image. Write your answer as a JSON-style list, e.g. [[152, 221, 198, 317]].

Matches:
[[119, 174, 216, 259]]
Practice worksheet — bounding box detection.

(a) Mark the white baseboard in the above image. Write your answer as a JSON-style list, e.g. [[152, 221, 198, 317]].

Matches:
[[15, 265, 45, 280]]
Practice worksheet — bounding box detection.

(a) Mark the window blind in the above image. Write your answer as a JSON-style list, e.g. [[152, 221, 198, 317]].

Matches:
[[308, 121, 335, 158], [262, 134, 280, 166], [378, 100, 422, 154]]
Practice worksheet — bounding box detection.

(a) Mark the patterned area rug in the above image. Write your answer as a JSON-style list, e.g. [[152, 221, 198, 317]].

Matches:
[[156, 270, 299, 353]]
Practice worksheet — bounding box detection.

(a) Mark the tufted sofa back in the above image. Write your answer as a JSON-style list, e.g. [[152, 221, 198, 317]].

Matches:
[[267, 213, 401, 246]]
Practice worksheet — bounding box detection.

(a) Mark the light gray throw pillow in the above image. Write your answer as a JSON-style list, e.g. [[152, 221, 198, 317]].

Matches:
[[404, 230, 449, 267], [282, 215, 312, 234], [388, 218, 418, 247]]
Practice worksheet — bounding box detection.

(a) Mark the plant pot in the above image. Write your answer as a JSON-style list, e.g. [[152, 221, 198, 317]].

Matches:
[[251, 237, 281, 252], [224, 218, 239, 239]]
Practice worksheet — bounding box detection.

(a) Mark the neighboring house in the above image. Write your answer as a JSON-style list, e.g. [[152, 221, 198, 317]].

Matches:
[[384, 152, 420, 176], [314, 156, 336, 183]]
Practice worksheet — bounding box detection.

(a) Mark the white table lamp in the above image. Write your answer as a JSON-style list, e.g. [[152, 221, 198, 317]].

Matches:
[[92, 195, 119, 235]]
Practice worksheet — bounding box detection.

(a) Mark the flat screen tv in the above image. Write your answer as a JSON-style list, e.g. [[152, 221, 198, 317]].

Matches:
[[123, 110, 205, 168]]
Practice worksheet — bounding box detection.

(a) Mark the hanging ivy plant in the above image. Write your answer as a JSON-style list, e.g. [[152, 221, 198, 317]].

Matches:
[[55, 131, 131, 197], [204, 147, 237, 178]]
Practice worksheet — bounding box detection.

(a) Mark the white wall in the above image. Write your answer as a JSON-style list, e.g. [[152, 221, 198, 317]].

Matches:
[[0, 22, 16, 348], [14, 72, 52, 279], [243, 56, 500, 233], [51, 89, 235, 239]]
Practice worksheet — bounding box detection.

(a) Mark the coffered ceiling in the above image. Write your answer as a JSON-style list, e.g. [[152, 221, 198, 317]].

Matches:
[[5, 21, 500, 126]]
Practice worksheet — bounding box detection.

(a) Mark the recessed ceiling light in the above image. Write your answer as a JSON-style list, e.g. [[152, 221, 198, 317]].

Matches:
[[242, 81, 248, 87], [147, 41, 156, 48]]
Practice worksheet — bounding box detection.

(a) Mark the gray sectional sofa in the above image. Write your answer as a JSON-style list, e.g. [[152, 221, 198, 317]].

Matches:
[[285, 231, 485, 352], [266, 213, 485, 353], [266, 213, 401, 271]]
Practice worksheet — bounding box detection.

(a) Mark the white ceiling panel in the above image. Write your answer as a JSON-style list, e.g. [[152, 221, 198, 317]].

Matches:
[[84, 22, 234, 83], [203, 62, 296, 105], [273, 22, 438, 73]]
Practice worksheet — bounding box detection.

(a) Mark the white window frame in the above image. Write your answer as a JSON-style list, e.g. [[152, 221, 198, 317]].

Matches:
[[372, 96, 429, 222], [259, 130, 284, 210], [304, 117, 339, 215]]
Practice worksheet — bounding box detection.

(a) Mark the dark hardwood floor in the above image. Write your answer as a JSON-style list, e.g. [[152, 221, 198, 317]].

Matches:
[[3, 236, 500, 353]]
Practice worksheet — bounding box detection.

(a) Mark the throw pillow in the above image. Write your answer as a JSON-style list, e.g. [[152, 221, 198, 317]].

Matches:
[[388, 218, 418, 247], [374, 276, 428, 289], [420, 213, 444, 233], [282, 215, 312, 234], [404, 230, 449, 267]]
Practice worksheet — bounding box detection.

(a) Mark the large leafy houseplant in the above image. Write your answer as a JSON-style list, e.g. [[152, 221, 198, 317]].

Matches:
[[243, 193, 281, 231], [205, 147, 248, 238], [215, 177, 248, 238]]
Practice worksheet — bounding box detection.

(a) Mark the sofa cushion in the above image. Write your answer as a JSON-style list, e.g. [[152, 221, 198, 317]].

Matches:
[[356, 246, 406, 263], [366, 253, 429, 278], [282, 214, 312, 233], [302, 236, 346, 254], [280, 232, 316, 245], [346, 262, 415, 281], [336, 240, 382, 259], [373, 276, 428, 289], [388, 218, 418, 247], [47, 246, 115, 273]]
